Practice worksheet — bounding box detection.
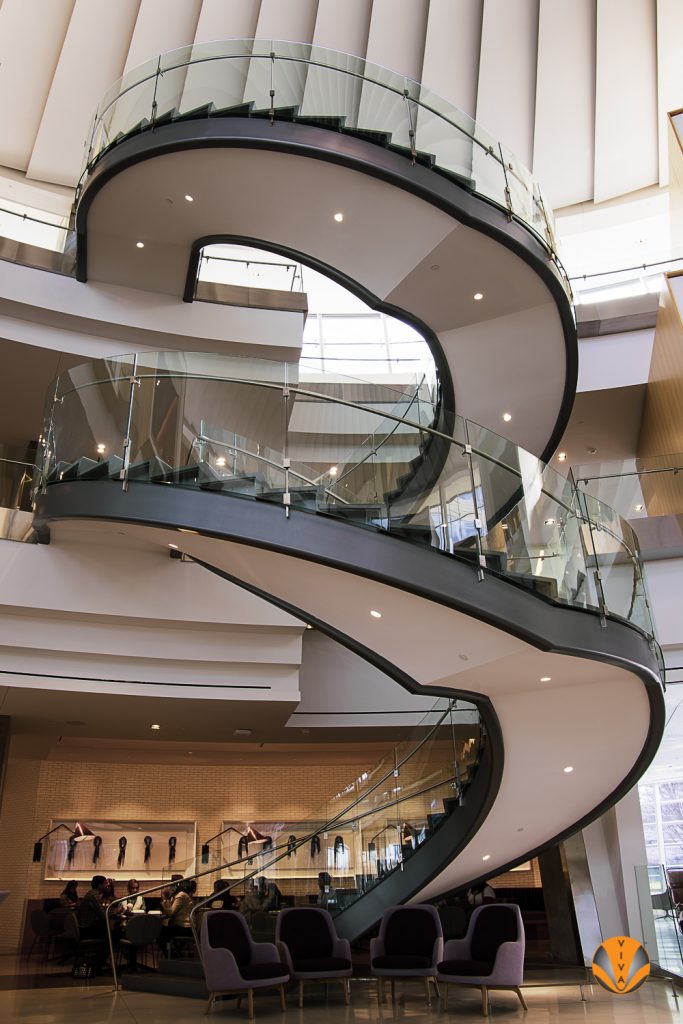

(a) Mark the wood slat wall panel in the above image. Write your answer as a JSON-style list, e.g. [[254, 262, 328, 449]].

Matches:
[[638, 274, 683, 516], [594, 0, 658, 203], [27, 0, 141, 188], [656, 0, 683, 187], [0, 0, 75, 172], [533, 0, 595, 209], [476, 0, 540, 170]]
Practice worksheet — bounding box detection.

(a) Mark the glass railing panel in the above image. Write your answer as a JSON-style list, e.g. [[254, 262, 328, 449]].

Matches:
[[0, 457, 33, 512], [46, 373, 131, 483], [634, 863, 683, 974], [170, 41, 259, 117], [54, 355, 136, 399], [578, 491, 654, 635]]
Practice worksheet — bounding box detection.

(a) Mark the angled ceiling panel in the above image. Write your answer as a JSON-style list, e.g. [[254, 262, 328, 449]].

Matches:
[[656, 0, 683, 187], [254, 0, 318, 43], [594, 0, 658, 203], [476, 0, 540, 169], [27, 0, 141, 188], [533, 0, 596, 209], [193, 0, 261, 42], [124, 0, 202, 74], [0, 0, 74, 172], [364, 0, 429, 81], [311, 0, 372, 57], [422, 0, 483, 118]]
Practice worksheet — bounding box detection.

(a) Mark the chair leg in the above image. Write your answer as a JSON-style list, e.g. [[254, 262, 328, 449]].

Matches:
[[481, 986, 489, 1016], [443, 983, 448, 1011], [343, 978, 350, 1005], [515, 986, 528, 1011], [204, 993, 215, 1015], [237, 995, 242, 1009], [279, 984, 286, 1011], [424, 976, 432, 1005], [298, 979, 304, 1008], [391, 979, 396, 1003], [247, 988, 254, 1021]]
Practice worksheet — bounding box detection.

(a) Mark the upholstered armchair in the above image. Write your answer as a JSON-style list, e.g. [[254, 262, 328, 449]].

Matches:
[[436, 903, 527, 1015], [200, 910, 289, 1020], [370, 905, 443, 1005], [276, 906, 352, 1006]]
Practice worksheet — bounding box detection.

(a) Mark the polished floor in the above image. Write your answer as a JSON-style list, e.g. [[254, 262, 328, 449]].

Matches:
[[0, 974, 680, 1024]]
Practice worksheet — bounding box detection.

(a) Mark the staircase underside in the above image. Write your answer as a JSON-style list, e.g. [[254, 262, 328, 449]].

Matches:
[[76, 117, 576, 462], [35, 482, 664, 913]]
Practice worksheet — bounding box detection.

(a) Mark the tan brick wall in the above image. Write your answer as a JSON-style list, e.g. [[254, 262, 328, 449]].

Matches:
[[0, 756, 354, 952]]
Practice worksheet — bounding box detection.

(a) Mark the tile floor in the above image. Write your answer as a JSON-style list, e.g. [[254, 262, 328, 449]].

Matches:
[[0, 974, 680, 1024]]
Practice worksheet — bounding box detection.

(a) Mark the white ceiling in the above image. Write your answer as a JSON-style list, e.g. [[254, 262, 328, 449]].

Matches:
[[51, 517, 654, 893], [0, 0, 676, 209]]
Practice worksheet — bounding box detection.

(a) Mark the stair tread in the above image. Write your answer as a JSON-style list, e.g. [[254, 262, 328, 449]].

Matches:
[[251, 105, 300, 121], [341, 126, 392, 146]]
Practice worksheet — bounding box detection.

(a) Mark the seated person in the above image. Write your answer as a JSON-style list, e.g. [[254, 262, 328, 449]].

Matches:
[[466, 882, 496, 907], [123, 879, 146, 915], [239, 881, 263, 924], [209, 878, 235, 910], [59, 880, 80, 909], [75, 875, 110, 969], [160, 879, 196, 954], [260, 878, 282, 912], [317, 871, 337, 908]]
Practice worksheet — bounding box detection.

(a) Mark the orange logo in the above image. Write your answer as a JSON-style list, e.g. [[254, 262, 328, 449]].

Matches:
[[592, 936, 650, 994]]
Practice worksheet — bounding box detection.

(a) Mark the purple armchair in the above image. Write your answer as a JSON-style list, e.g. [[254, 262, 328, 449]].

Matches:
[[276, 907, 352, 1006], [436, 903, 527, 1015], [200, 910, 289, 1020], [370, 905, 443, 1005]]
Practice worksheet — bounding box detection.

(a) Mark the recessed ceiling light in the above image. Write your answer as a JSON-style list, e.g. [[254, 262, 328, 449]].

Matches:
[[370, 610, 382, 619], [151, 723, 160, 730], [474, 292, 483, 301], [540, 676, 552, 682], [563, 766, 574, 773], [329, 466, 338, 476], [558, 452, 567, 462], [586, 446, 597, 455], [96, 443, 106, 454], [305, 624, 314, 630], [233, 728, 253, 737], [482, 854, 491, 861], [136, 241, 145, 249], [544, 518, 555, 525], [168, 543, 179, 549], [333, 212, 344, 222], [430, 264, 440, 271], [216, 457, 226, 467], [502, 412, 512, 422], [184, 194, 194, 202], [634, 504, 643, 512]]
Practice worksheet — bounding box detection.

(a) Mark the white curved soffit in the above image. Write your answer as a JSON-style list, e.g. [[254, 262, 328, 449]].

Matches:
[[101, 520, 652, 892], [85, 147, 567, 457]]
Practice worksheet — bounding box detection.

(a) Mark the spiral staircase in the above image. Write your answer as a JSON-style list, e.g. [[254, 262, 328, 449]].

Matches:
[[31, 41, 664, 977]]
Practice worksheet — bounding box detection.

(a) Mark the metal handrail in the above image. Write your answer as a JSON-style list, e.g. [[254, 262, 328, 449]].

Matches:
[[103, 699, 455, 986]]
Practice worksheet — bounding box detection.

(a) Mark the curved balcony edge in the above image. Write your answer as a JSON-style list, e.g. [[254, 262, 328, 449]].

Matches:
[[74, 117, 577, 464], [33, 480, 664, 898]]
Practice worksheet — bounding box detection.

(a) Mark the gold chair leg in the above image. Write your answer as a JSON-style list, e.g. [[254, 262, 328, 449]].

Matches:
[[204, 993, 215, 1015], [298, 980, 304, 1008], [443, 983, 448, 1011], [343, 978, 350, 1005], [515, 986, 528, 1011], [424, 976, 432, 1005], [279, 984, 286, 1011], [247, 988, 254, 1021], [481, 986, 489, 1016]]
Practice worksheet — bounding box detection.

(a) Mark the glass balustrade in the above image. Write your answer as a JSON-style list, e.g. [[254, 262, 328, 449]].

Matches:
[[77, 39, 570, 299], [102, 695, 482, 985], [0, 455, 34, 542], [36, 352, 658, 647]]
